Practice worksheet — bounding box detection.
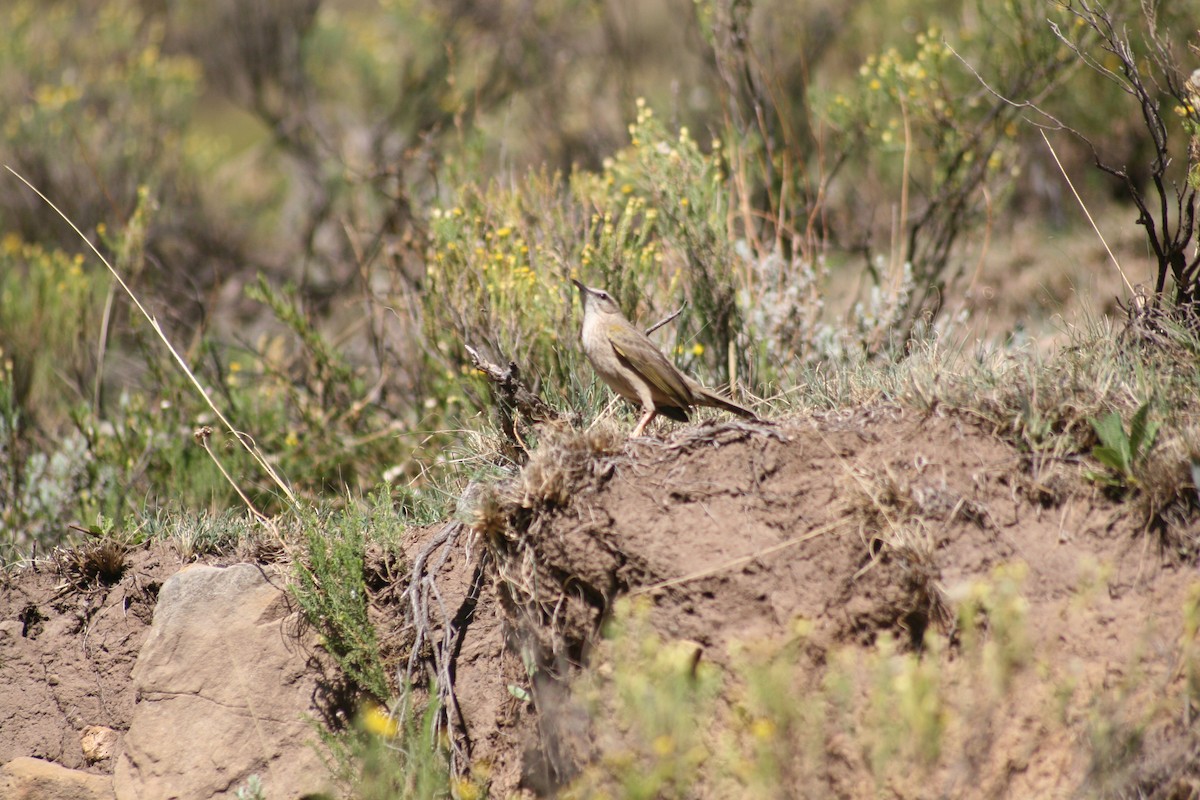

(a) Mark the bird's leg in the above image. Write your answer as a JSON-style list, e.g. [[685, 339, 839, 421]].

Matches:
[[632, 407, 657, 437]]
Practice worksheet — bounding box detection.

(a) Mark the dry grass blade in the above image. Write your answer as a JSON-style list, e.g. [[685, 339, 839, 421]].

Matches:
[[5, 166, 297, 515], [1040, 130, 1133, 296]]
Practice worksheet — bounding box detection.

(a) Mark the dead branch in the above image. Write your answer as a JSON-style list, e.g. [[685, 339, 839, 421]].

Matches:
[[465, 344, 564, 463]]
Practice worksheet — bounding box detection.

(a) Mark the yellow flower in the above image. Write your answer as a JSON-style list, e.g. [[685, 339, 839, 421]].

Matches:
[[453, 778, 482, 800], [620, 183, 634, 195], [690, 343, 705, 357], [751, 718, 776, 741], [362, 705, 399, 738], [496, 226, 512, 238]]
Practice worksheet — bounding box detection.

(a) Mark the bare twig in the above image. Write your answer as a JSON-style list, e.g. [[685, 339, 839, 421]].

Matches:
[[959, 0, 1200, 318], [465, 344, 563, 462], [644, 304, 685, 336]]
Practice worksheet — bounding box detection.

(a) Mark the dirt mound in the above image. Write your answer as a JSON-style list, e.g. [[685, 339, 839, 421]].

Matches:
[[2, 408, 1196, 798], [477, 409, 1199, 796]]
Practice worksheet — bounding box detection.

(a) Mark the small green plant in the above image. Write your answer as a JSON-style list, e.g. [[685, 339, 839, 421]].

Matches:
[[862, 632, 947, 782], [241, 275, 413, 498], [724, 619, 825, 798], [956, 561, 1031, 695], [319, 692, 470, 800], [1086, 401, 1160, 493], [565, 597, 722, 800], [233, 774, 265, 800], [290, 496, 400, 702]]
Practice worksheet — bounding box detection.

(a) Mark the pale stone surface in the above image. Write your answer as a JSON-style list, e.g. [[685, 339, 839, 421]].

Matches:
[[80, 727, 119, 764], [0, 756, 114, 800], [113, 563, 334, 800]]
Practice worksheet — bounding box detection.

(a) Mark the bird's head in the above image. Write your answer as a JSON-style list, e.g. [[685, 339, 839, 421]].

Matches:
[[571, 279, 623, 318]]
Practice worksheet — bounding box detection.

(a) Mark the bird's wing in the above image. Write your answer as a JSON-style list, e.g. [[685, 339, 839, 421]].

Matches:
[[607, 325, 693, 408]]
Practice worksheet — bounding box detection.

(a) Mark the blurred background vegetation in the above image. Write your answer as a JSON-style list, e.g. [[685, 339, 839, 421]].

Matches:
[[2, 0, 1198, 556]]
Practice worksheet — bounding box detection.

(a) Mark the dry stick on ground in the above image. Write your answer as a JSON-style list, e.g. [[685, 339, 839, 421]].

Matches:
[[629, 519, 843, 596]]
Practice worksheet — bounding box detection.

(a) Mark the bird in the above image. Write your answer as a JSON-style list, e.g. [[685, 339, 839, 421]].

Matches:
[[571, 279, 758, 437]]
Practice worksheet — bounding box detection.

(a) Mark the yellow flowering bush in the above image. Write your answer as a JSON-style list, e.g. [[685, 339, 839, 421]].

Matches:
[[416, 104, 749, 430]]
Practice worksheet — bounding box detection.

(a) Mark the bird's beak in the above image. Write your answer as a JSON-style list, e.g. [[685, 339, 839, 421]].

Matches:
[[571, 278, 592, 304]]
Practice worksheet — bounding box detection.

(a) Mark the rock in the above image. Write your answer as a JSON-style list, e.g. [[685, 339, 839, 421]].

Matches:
[[113, 564, 335, 800], [80, 727, 119, 764], [0, 756, 114, 800]]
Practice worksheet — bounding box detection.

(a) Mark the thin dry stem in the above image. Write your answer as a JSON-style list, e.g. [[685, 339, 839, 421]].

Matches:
[[5, 166, 298, 512], [1039, 131, 1134, 295]]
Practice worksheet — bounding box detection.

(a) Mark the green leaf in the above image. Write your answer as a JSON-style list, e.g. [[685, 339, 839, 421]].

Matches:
[[1083, 468, 1122, 488], [1091, 411, 1129, 453], [1127, 401, 1159, 459], [1091, 445, 1129, 476]]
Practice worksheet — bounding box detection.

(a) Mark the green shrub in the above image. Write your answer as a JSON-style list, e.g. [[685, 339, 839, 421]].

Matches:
[[291, 497, 399, 702], [319, 692, 469, 800]]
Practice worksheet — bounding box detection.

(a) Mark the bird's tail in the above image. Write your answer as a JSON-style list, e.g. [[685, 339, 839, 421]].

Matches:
[[686, 377, 759, 420]]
